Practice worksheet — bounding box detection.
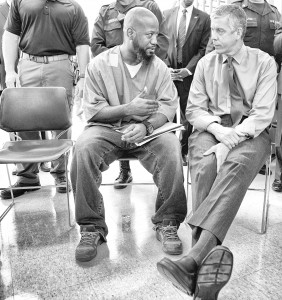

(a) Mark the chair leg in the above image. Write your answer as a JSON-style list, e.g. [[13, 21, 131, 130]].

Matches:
[[65, 153, 74, 227], [185, 160, 193, 223], [261, 154, 271, 234], [0, 165, 15, 222]]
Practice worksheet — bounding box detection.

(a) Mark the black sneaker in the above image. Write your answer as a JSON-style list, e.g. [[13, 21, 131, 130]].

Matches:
[[155, 219, 183, 255], [75, 225, 101, 262], [114, 169, 133, 189], [0, 181, 41, 200], [272, 179, 282, 192], [258, 164, 272, 175], [55, 176, 71, 193]]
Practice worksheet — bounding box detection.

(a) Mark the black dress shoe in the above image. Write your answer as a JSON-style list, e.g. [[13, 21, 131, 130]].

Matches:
[[182, 154, 188, 166], [157, 256, 197, 296], [0, 181, 41, 200], [194, 246, 233, 300], [55, 176, 71, 193], [40, 162, 51, 172], [272, 179, 282, 192], [258, 164, 272, 175]]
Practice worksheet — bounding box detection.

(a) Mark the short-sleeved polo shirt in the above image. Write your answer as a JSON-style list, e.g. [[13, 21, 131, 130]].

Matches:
[[5, 0, 90, 56]]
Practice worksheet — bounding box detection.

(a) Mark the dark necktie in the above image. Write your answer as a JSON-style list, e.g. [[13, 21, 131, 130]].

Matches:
[[227, 57, 243, 126], [177, 9, 187, 64]]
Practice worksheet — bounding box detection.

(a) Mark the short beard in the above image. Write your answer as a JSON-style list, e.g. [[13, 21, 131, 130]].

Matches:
[[133, 39, 154, 63]]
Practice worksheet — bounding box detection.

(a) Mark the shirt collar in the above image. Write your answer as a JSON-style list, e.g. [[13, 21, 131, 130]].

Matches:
[[180, 3, 193, 15], [243, 0, 275, 15], [222, 44, 246, 65]]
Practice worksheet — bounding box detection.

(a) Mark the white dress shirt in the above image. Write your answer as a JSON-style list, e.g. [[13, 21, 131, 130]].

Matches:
[[176, 3, 193, 36]]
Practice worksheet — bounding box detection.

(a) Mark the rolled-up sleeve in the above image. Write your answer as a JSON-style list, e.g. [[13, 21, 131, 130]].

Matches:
[[156, 67, 178, 121], [83, 60, 109, 122], [235, 57, 277, 138]]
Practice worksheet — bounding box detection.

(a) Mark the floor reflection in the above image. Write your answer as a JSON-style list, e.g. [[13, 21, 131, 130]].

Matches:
[[1, 114, 282, 299]]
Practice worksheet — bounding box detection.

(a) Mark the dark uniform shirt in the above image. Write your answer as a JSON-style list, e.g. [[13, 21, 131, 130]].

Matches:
[[91, 0, 169, 60], [5, 0, 89, 56], [232, 0, 281, 57], [0, 1, 9, 90], [274, 16, 282, 64]]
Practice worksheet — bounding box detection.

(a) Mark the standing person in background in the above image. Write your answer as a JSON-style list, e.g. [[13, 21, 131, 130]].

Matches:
[[164, 0, 210, 165], [273, 21, 282, 192], [0, 0, 50, 174], [0, 0, 89, 200], [231, 0, 281, 178], [0, 0, 9, 93], [231, 0, 280, 60], [91, 0, 169, 189]]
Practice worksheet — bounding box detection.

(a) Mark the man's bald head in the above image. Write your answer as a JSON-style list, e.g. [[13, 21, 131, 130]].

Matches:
[[123, 7, 159, 33], [121, 7, 159, 64]]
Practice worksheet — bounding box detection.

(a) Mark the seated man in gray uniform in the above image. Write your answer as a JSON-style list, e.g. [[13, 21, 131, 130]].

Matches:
[[72, 7, 187, 263]]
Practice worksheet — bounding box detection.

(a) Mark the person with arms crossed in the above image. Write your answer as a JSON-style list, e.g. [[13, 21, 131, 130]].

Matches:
[[0, 0, 89, 199], [72, 7, 187, 263], [91, 0, 169, 189], [157, 5, 277, 300], [164, 0, 210, 165]]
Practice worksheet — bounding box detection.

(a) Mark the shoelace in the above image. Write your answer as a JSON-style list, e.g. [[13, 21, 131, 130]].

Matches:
[[162, 225, 180, 241], [80, 232, 99, 246]]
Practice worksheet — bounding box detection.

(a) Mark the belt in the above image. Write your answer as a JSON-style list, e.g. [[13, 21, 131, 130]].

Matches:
[[21, 52, 70, 64]]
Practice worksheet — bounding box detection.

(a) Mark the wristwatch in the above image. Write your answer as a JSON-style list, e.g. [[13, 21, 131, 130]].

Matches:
[[142, 120, 154, 136]]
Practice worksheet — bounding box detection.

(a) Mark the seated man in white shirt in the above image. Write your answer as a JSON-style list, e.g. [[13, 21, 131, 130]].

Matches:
[[157, 4, 277, 300]]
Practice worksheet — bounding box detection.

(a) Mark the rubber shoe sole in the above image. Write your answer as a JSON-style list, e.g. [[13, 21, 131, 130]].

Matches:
[[194, 246, 233, 300]]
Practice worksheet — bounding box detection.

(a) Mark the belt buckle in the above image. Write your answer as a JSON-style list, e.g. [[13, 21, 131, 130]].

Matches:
[[29, 55, 36, 62]]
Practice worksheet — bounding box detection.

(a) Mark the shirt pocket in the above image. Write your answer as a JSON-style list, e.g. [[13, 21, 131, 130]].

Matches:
[[104, 20, 122, 31], [104, 21, 123, 47], [246, 18, 257, 27], [269, 19, 276, 30]]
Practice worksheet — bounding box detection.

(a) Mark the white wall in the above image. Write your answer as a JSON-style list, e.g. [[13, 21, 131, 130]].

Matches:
[[272, 0, 282, 12]]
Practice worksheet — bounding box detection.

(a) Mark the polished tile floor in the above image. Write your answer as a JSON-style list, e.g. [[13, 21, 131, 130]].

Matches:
[[1, 115, 282, 300]]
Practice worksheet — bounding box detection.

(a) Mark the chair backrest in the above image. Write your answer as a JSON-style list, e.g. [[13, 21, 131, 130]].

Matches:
[[0, 87, 72, 132]]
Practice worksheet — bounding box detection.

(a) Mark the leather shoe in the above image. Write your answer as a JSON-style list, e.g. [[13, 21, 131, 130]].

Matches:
[[272, 179, 282, 192], [40, 162, 51, 172], [114, 169, 133, 189], [55, 176, 71, 193], [182, 154, 188, 166], [194, 246, 233, 300], [258, 164, 272, 175], [0, 181, 41, 200], [157, 256, 197, 296]]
